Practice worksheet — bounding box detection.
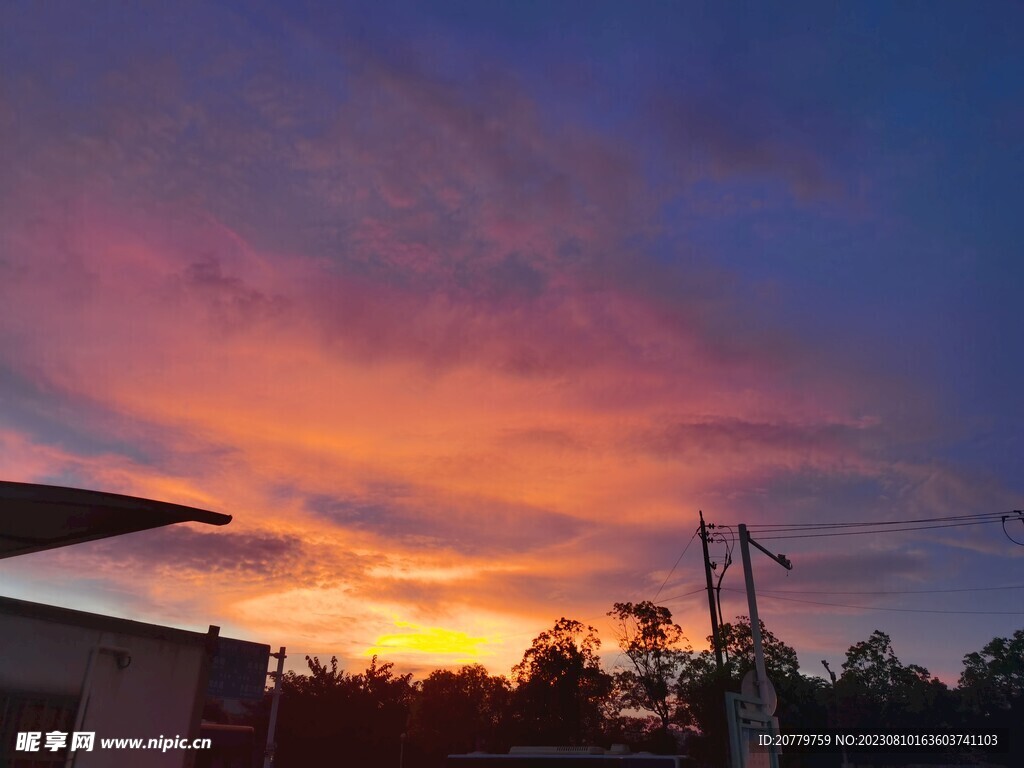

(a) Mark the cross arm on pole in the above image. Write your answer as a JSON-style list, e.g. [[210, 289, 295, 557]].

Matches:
[[746, 534, 792, 570]]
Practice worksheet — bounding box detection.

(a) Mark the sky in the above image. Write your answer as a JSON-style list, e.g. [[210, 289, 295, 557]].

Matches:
[[1, 0, 1022, 685]]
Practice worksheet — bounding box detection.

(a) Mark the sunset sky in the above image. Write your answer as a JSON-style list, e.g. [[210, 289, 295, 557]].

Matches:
[[2, 1, 1022, 684]]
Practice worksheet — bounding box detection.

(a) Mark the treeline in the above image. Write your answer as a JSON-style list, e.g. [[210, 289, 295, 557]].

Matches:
[[215, 604, 1023, 767]]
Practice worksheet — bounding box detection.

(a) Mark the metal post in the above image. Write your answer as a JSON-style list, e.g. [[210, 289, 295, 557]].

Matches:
[[738, 525, 769, 713], [736, 524, 791, 768], [263, 647, 286, 768]]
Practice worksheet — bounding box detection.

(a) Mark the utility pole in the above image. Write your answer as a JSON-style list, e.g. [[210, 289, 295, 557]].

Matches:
[[738, 524, 791, 768], [699, 511, 725, 671], [263, 647, 286, 768], [738, 525, 790, 711], [700, 512, 731, 768]]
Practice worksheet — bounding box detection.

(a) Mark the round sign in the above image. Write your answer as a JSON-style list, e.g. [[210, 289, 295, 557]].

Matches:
[[741, 669, 778, 715]]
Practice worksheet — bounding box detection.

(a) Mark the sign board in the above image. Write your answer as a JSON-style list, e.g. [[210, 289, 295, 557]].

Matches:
[[726, 692, 780, 768], [741, 670, 778, 716], [207, 638, 271, 700]]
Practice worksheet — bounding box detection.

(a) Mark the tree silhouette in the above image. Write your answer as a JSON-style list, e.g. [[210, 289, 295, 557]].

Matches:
[[716, 616, 800, 681], [958, 629, 1024, 765], [608, 601, 690, 739], [959, 628, 1024, 715], [409, 664, 512, 762], [511, 617, 613, 745], [222, 623, 1024, 767], [836, 630, 949, 732], [273, 654, 415, 766]]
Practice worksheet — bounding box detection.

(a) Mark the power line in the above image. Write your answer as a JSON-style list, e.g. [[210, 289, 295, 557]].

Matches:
[[1002, 514, 1024, 546], [728, 584, 1024, 596], [653, 527, 699, 601], [610, 528, 701, 672], [657, 586, 708, 603], [745, 510, 1013, 532], [745, 512, 1007, 528], [721, 589, 1024, 615], [750, 518, 1005, 540]]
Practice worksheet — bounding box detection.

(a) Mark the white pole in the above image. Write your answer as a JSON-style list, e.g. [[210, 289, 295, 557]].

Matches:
[[263, 647, 286, 768], [738, 525, 779, 768], [738, 525, 769, 713]]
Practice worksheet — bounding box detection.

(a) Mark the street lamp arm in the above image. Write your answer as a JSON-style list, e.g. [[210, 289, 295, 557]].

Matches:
[[747, 534, 793, 570]]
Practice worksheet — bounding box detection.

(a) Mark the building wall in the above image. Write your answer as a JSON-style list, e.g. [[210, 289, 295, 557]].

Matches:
[[0, 597, 214, 768]]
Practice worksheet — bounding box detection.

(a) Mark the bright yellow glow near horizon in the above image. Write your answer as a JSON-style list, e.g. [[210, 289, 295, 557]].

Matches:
[[365, 622, 494, 661]]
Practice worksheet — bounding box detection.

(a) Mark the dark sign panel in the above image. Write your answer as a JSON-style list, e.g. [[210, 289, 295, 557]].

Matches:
[[207, 638, 271, 700]]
